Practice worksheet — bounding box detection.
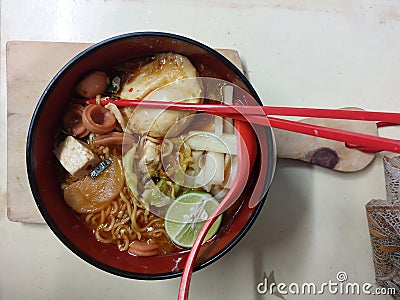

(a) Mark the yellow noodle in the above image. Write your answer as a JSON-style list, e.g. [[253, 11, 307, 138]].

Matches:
[[112, 224, 122, 239], [117, 209, 124, 219], [120, 191, 132, 217], [117, 236, 130, 251], [151, 229, 166, 237], [103, 215, 116, 232], [127, 229, 137, 240], [136, 209, 146, 223], [85, 213, 93, 223], [120, 215, 130, 224], [119, 224, 131, 237], [95, 227, 114, 244], [110, 201, 119, 215], [100, 209, 106, 224], [90, 213, 102, 226], [130, 200, 142, 240], [113, 224, 125, 238], [166, 180, 176, 199], [145, 210, 151, 220], [136, 218, 163, 233], [103, 146, 110, 159], [146, 135, 162, 144], [105, 205, 112, 216]]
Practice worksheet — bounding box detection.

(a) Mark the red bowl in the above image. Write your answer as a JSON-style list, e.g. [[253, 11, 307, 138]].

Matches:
[[26, 32, 276, 279]]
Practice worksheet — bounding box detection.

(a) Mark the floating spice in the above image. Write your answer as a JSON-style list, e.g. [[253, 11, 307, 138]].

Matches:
[[107, 76, 121, 93]]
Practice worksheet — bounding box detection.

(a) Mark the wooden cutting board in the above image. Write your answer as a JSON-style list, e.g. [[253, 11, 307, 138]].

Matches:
[[6, 41, 377, 223], [5, 41, 246, 223]]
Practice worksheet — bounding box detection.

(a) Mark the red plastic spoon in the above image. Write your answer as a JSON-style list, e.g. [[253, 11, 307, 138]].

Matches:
[[177, 117, 253, 300]]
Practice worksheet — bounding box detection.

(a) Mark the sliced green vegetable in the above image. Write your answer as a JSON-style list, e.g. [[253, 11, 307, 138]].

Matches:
[[164, 191, 222, 248], [107, 76, 121, 93]]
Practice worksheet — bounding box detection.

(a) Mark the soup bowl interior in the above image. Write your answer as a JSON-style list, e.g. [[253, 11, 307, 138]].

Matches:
[[27, 32, 275, 279]]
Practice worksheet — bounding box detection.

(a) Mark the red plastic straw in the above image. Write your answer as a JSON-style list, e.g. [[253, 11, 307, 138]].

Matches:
[[81, 98, 400, 154]]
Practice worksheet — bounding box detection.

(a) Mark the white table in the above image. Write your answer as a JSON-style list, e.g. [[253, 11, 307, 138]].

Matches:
[[1, 1, 399, 299]]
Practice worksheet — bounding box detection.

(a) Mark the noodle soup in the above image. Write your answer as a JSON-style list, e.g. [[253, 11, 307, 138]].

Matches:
[[54, 53, 249, 256], [27, 32, 275, 278]]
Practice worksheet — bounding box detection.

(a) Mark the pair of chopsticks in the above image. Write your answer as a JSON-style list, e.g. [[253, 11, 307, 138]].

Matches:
[[81, 98, 400, 154]]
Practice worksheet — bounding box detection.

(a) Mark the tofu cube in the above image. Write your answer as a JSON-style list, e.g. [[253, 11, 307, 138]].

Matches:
[[53, 136, 100, 178]]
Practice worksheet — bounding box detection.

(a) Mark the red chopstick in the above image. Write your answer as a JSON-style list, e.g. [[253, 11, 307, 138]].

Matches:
[[81, 98, 400, 123], [228, 114, 400, 153], [79, 98, 400, 154]]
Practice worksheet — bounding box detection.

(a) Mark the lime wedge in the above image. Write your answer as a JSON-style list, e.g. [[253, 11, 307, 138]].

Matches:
[[164, 191, 222, 248]]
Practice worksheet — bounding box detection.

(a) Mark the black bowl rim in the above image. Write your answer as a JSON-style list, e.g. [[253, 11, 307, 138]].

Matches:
[[26, 31, 276, 280]]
